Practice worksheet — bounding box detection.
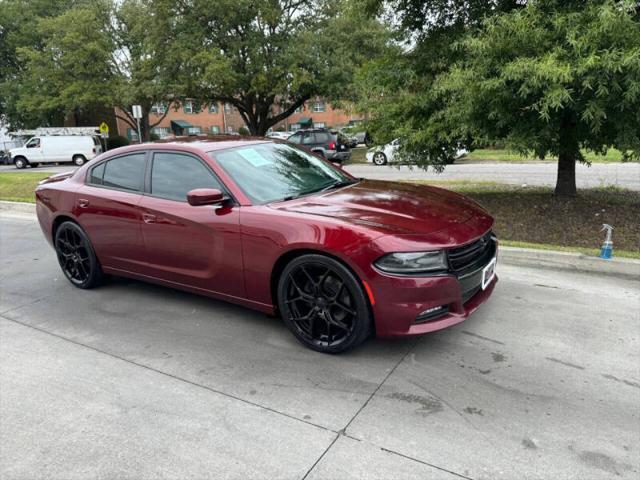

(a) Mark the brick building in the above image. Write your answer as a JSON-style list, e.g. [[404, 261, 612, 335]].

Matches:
[[115, 98, 364, 140]]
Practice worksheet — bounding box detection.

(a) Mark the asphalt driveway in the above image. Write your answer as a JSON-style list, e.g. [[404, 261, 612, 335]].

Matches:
[[1, 213, 638, 479]]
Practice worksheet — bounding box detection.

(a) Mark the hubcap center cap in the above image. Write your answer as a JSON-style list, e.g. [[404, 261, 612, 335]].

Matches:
[[315, 297, 327, 308]]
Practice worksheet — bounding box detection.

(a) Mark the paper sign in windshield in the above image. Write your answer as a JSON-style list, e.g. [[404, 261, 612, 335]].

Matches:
[[238, 148, 270, 167]]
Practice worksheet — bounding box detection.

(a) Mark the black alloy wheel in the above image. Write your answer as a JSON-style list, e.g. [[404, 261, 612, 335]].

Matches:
[[278, 254, 371, 353], [54, 221, 103, 288]]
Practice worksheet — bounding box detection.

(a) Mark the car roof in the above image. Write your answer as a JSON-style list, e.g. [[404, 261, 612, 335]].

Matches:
[[152, 135, 273, 152]]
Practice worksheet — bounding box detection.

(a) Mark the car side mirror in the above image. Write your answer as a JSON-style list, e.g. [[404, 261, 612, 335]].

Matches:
[[187, 188, 226, 206]]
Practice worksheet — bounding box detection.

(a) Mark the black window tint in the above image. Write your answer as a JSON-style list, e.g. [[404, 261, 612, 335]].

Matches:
[[316, 132, 330, 143], [102, 153, 146, 191], [151, 152, 221, 202], [288, 133, 302, 144], [89, 162, 105, 185], [302, 132, 315, 145]]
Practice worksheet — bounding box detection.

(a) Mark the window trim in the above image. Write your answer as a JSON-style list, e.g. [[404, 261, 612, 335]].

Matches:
[[145, 150, 236, 204], [85, 151, 149, 194]]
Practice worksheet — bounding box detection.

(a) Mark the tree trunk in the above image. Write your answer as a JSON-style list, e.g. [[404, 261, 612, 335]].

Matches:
[[555, 151, 577, 196], [140, 111, 151, 142], [555, 111, 578, 196]]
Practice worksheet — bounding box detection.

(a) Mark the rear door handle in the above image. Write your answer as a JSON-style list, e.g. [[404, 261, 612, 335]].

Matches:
[[78, 198, 89, 208], [142, 213, 156, 224]]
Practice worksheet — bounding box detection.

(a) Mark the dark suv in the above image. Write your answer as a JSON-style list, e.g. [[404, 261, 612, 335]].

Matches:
[[287, 129, 351, 163]]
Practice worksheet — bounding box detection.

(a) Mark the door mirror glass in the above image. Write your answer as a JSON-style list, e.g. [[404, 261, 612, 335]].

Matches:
[[187, 188, 225, 206]]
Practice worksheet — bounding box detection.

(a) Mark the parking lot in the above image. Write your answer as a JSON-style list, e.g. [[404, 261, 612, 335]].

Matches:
[[1, 212, 639, 479]]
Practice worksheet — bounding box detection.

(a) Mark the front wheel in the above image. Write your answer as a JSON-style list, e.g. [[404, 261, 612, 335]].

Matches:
[[54, 221, 103, 289], [373, 152, 387, 166], [277, 254, 372, 353], [14, 157, 27, 169]]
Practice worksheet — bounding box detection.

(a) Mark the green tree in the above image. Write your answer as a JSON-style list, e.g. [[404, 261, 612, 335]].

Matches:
[[359, 0, 640, 195], [13, 0, 174, 141], [0, 0, 77, 127], [156, 0, 389, 135]]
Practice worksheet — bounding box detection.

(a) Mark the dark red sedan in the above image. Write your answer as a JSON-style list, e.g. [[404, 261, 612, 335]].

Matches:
[[35, 138, 497, 353]]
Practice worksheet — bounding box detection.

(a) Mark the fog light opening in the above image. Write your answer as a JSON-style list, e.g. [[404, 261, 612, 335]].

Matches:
[[415, 305, 449, 324]]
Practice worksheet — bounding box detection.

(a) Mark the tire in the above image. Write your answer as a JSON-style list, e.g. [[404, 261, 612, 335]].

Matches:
[[277, 254, 372, 353], [54, 221, 103, 289], [30, 163, 39, 168], [372, 152, 387, 166], [73, 155, 86, 166], [14, 157, 27, 169]]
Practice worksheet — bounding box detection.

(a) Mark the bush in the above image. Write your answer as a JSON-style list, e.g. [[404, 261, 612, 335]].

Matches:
[[239, 126, 250, 136], [106, 135, 130, 150]]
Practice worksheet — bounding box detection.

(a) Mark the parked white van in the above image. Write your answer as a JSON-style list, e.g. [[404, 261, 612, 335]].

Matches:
[[9, 135, 101, 169]]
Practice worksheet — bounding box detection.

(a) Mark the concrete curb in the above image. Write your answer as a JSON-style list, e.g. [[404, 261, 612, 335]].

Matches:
[[0, 200, 36, 214], [1, 200, 637, 279], [499, 246, 639, 280]]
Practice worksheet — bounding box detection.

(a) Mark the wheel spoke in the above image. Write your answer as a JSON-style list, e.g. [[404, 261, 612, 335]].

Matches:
[[324, 309, 350, 332], [332, 301, 356, 316]]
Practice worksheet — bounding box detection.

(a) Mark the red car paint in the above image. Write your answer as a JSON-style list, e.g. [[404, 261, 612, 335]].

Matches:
[[35, 139, 497, 337]]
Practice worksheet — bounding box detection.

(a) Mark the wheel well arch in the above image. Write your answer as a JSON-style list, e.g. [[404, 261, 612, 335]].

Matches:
[[269, 248, 375, 328], [13, 155, 27, 162], [52, 214, 78, 239]]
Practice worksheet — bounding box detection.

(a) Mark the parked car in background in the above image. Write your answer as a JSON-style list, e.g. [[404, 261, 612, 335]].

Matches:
[[266, 131, 292, 140], [353, 131, 372, 147], [35, 138, 497, 353], [366, 139, 468, 165], [366, 139, 400, 165], [9, 135, 102, 169], [287, 128, 351, 163]]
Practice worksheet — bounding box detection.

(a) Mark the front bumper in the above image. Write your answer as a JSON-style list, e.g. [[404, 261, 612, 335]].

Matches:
[[369, 247, 498, 337]]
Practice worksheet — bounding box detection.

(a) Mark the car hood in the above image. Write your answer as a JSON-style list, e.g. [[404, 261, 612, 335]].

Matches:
[[271, 179, 489, 235]]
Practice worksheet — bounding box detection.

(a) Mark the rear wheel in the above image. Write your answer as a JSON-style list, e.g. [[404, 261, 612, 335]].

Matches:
[[373, 152, 387, 166], [73, 155, 86, 166], [277, 254, 371, 353], [14, 157, 27, 169], [54, 221, 103, 289]]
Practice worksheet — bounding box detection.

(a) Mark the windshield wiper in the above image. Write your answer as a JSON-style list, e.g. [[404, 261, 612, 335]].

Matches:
[[281, 179, 357, 202]]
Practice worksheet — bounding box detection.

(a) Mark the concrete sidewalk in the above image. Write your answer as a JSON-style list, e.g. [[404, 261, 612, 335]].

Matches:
[[1, 215, 639, 479]]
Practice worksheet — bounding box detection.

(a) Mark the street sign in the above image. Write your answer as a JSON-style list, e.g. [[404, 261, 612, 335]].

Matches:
[[99, 122, 109, 136], [132, 105, 143, 119]]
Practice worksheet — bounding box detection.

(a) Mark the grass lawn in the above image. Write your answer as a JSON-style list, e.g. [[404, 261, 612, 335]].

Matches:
[[463, 148, 633, 163], [407, 180, 640, 258], [0, 172, 51, 203], [346, 146, 368, 164]]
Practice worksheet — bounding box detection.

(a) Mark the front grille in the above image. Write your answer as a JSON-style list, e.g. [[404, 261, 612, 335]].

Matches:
[[448, 231, 495, 274]]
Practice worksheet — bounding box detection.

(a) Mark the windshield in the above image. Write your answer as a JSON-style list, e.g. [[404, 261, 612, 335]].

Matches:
[[212, 142, 354, 204]]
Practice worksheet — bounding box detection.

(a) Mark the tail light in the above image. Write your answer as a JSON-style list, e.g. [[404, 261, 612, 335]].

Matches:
[[93, 147, 96, 153], [329, 141, 336, 150]]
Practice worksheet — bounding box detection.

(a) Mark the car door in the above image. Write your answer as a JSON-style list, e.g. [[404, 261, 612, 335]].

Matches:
[[75, 152, 147, 271], [138, 150, 244, 298], [24, 137, 45, 164]]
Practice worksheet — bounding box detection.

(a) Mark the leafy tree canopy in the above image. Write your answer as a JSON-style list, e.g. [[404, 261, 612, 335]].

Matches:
[[155, 0, 390, 135], [358, 0, 640, 195]]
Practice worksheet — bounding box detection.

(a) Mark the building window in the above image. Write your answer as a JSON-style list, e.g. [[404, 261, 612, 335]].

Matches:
[[126, 128, 139, 141], [186, 126, 202, 135], [290, 124, 301, 132], [183, 100, 200, 114], [312, 101, 325, 113], [210, 126, 220, 134], [208, 103, 218, 114], [224, 103, 232, 114], [226, 126, 234, 133], [313, 122, 325, 128], [151, 127, 171, 139], [151, 103, 167, 115]]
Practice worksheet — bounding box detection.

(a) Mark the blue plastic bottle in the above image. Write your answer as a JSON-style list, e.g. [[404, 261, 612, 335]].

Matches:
[[599, 224, 614, 260]]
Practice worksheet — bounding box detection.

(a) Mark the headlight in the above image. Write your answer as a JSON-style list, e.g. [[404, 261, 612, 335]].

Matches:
[[374, 251, 448, 274]]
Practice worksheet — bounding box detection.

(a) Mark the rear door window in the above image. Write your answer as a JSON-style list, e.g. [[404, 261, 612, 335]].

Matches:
[[100, 153, 146, 191], [150, 152, 222, 202], [288, 133, 302, 144]]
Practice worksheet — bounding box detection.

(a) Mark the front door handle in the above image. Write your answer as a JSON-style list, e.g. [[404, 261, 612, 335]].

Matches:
[[142, 213, 156, 224], [78, 198, 90, 208]]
